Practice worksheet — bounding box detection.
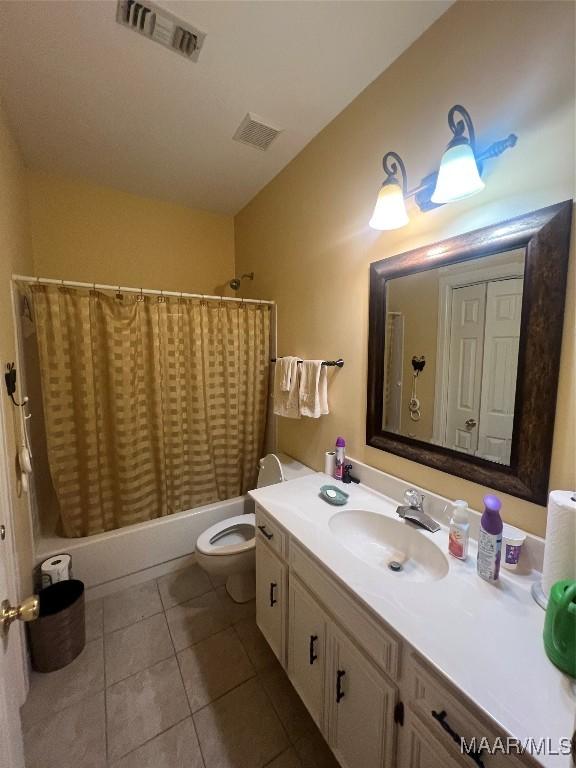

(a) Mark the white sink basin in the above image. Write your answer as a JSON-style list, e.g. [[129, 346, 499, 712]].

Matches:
[[329, 509, 449, 582]]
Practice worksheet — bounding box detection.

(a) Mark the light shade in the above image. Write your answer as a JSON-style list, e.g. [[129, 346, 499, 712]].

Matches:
[[431, 143, 485, 204], [369, 182, 409, 230]]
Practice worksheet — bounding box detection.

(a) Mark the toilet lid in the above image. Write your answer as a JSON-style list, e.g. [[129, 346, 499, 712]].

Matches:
[[196, 513, 255, 556], [257, 454, 284, 488]]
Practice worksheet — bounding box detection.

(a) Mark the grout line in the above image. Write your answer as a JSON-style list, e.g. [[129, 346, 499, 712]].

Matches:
[[103, 606, 164, 636], [262, 746, 304, 768], [107, 713, 192, 767], [189, 667, 259, 718], [172, 628, 207, 768], [257, 672, 295, 749]]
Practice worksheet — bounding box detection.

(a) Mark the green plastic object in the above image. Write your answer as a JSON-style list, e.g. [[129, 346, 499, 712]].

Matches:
[[319, 485, 349, 506], [543, 579, 576, 678]]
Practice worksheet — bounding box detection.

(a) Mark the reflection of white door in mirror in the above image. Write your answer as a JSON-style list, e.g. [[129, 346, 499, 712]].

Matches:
[[477, 278, 523, 463], [443, 277, 523, 463], [445, 282, 486, 455]]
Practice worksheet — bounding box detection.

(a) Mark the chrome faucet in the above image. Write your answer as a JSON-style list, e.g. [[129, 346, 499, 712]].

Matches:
[[396, 489, 440, 533]]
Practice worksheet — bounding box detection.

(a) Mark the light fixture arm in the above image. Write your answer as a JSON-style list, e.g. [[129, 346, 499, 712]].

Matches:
[[446, 104, 476, 152], [476, 133, 517, 163], [382, 151, 408, 195]]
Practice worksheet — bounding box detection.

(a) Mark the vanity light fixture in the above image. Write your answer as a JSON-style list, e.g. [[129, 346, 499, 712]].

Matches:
[[431, 105, 484, 204], [369, 152, 409, 230], [369, 105, 517, 230]]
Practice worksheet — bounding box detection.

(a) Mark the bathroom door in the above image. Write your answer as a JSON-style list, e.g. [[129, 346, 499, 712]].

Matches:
[[476, 278, 523, 464], [445, 282, 487, 454], [0, 405, 26, 768]]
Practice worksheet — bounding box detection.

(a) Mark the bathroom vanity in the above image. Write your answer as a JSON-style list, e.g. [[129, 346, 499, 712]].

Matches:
[[250, 469, 575, 768]]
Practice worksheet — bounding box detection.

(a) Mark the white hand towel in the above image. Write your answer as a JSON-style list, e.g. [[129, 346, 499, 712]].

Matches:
[[273, 357, 301, 418], [299, 360, 329, 418], [279, 356, 296, 392]]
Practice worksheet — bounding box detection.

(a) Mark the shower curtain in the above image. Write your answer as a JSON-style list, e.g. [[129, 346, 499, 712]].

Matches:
[[30, 285, 271, 538]]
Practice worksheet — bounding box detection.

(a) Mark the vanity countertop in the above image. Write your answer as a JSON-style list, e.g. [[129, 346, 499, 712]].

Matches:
[[250, 472, 576, 768]]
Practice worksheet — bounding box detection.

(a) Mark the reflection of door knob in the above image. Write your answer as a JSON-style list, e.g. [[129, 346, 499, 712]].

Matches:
[[1, 595, 39, 636], [465, 418, 477, 429]]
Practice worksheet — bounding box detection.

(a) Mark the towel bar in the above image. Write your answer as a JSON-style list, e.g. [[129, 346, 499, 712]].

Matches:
[[270, 358, 344, 368]]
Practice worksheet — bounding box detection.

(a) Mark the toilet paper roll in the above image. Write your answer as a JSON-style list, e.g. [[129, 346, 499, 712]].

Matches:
[[41, 554, 72, 588], [324, 451, 336, 477], [542, 491, 576, 597]]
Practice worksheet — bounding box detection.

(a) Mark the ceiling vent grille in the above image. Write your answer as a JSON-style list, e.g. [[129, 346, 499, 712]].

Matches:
[[233, 113, 282, 151], [116, 0, 205, 62]]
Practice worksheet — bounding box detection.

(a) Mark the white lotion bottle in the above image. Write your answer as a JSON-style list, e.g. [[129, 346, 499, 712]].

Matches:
[[448, 500, 470, 561]]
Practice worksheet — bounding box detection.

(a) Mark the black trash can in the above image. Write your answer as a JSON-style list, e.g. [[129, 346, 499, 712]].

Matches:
[[28, 580, 85, 672]]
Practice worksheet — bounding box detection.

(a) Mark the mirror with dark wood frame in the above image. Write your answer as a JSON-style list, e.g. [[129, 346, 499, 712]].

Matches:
[[366, 201, 572, 505]]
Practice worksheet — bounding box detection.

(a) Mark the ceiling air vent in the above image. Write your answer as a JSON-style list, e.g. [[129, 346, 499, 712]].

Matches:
[[233, 113, 282, 151], [116, 0, 205, 62]]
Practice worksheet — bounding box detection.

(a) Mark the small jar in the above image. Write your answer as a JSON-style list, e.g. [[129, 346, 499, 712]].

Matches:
[[502, 525, 526, 570]]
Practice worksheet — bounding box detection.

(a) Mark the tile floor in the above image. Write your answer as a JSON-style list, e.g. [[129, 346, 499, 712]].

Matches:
[[21, 565, 340, 768]]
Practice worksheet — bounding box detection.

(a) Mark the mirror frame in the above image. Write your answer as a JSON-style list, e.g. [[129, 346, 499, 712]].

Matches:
[[367, 200, 573, 505]]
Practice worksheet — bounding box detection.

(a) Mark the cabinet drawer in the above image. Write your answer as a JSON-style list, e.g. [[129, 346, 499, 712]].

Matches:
[[290, 540, 400, 681], [255, 505, 287, 559], [399, 707, 465, 768], [407, 655, 527, 768]]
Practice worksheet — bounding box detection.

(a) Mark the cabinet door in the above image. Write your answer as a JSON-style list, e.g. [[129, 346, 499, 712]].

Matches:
[[326, 623, 396, 768], [288, 576, 328, 730], [255, 541, 287, 666], [398, 708, 463, 768]]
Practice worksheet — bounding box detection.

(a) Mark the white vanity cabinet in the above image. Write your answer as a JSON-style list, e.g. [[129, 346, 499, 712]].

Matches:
[[254, 503, 535, 768], [256, 505, 398, 768]]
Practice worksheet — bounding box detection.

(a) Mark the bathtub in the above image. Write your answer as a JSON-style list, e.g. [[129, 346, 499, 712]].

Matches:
[[35, 495, 254, 594]]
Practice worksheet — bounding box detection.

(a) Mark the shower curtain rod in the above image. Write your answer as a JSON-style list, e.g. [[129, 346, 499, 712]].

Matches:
[[12, 275, 275, 306]]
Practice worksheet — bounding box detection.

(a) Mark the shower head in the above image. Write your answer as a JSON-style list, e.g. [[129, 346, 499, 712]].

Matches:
[[229, 272, 254, 291]]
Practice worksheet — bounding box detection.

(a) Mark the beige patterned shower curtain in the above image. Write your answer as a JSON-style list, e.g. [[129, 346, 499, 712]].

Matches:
[[30, 285, 271, 538]]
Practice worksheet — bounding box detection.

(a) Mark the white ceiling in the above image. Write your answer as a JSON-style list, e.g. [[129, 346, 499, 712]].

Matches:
[[0, 1, 452, 214]]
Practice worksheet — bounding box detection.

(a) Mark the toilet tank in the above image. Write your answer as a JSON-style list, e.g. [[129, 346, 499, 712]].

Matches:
[[257, 452, 314, 488]]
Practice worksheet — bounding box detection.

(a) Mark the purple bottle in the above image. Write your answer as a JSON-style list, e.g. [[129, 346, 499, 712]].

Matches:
[[334, 437, 346, 481], [476, 495, 503, 582]]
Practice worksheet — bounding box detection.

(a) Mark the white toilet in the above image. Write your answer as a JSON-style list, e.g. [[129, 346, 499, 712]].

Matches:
[[196, 453, 312, 603]]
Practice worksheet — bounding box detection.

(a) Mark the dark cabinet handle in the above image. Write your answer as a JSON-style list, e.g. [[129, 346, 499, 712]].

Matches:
[[309, 635, 318, 665], [269, 582, 277, 607], [258, 524, 273, 540], [336, 669, 346, 703], [431, 710, 486, 768]]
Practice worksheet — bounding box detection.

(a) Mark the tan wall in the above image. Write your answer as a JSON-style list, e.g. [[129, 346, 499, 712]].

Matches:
[[0, 102, 34, 595], [26, 171, 235, 295], [387, 270, 439, 441], [235, 0, 576, 537]]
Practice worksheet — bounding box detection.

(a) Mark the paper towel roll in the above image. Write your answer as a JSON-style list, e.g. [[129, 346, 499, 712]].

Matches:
[[542, 491, 576, 597], [41, 554, 72, 588], [324, 451, 336, 477]]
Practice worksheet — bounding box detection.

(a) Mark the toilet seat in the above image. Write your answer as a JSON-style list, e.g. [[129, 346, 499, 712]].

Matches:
[[196, 513, 255, 557]]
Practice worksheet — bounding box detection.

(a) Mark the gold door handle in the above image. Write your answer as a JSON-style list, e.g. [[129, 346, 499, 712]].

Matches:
[[1, 596, 39, 636], [465, 418, 477, 429]]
